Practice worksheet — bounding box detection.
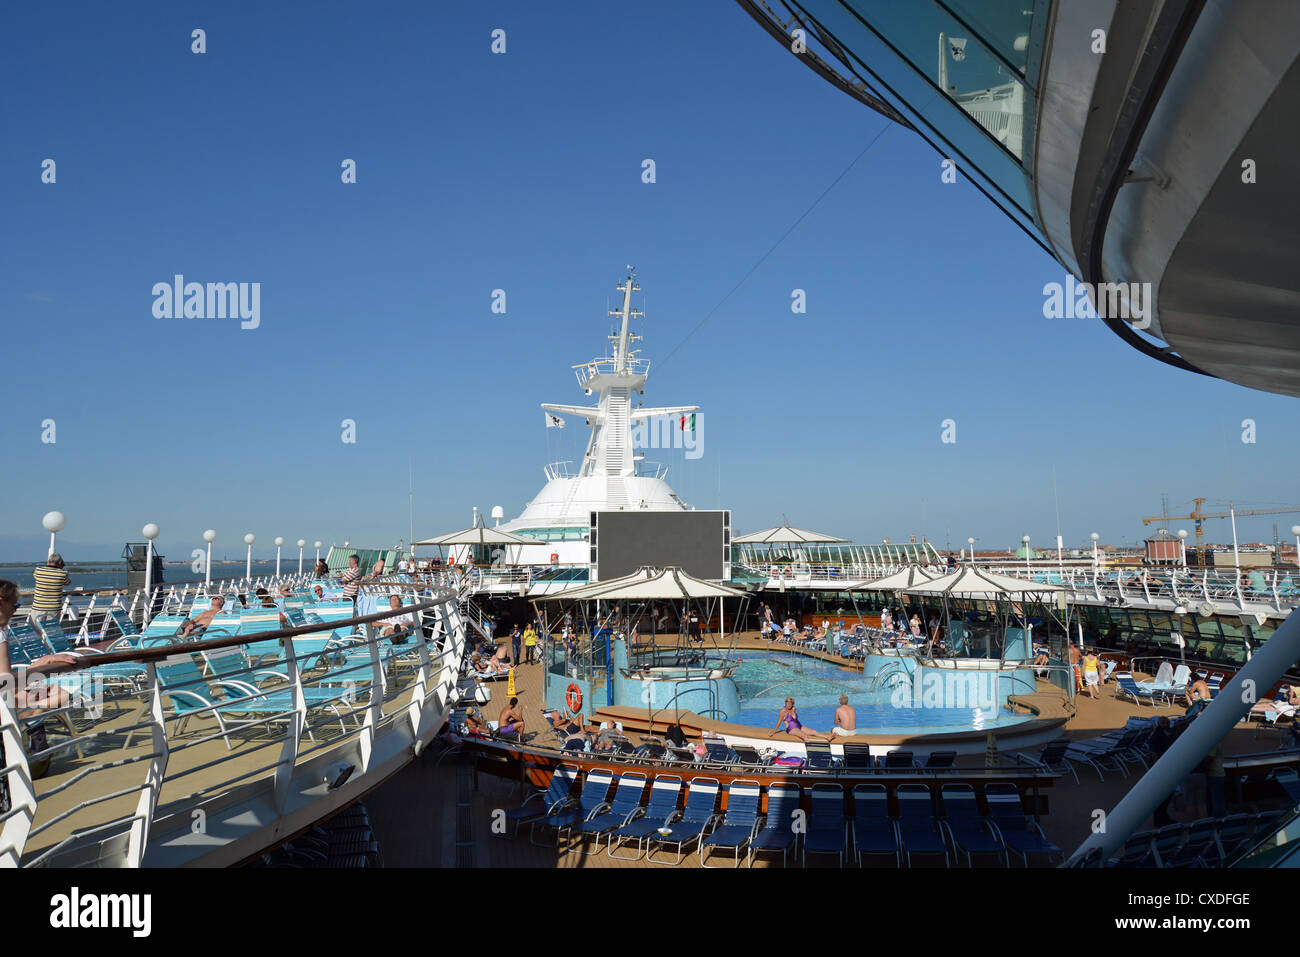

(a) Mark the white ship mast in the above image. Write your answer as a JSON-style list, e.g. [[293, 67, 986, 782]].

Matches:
[[541, 269, 697, 485]]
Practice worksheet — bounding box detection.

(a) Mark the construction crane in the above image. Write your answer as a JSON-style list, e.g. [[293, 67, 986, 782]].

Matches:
[[1142, 498, 1300, 563]]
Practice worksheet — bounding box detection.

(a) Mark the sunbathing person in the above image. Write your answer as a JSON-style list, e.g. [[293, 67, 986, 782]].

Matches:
[[469, 652, 508, 676], [497, 697, 525, 737], [464, 708, 488, 734], [179, 596, 226, 639], [0, 579, 78, 717], [379, 595, 414, 642], [593, 721, 625, 752], [1251, 685, 1300, 717], [768, 697, 832, 743]]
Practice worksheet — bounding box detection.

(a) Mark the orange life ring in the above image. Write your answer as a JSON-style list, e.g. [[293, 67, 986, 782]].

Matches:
[[565, 683, 583, 712], [550, 552, 559, 564]]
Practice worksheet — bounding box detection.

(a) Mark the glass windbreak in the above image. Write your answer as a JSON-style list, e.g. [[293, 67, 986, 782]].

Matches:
[[840, 0, 1033, 158], [943, 0, 1038, 75], [793, 0, 1041, 227]]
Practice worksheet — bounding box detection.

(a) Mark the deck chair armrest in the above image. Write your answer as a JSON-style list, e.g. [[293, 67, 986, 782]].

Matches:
[[211, 678, 265, 700], [586, 802, 611, 821], [162, 689, 217, 709], [251, 670, 292, 687]]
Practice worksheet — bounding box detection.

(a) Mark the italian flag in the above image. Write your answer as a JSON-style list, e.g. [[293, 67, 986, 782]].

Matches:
[[679, 413, 696, 431]]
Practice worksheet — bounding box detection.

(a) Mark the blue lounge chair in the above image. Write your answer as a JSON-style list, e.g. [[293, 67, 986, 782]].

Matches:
[[575, 772, 648, 854], [851, 783, 899, 866], [1108, 831, 1156, 867], [841, 742, 875, 773], [647, 777, 720, 865], [700, 779, 762, 868], [1159, 817, 1219, 868], [702, 739, 737, 769], [922, 750, 958, 771], [984, 783, 1063, 866], [200, 648, 366, 715], [883, 750, 917, 771], [747, 782, 801, 868], [939, 784, 1006, 866], [1116, 673, 1164, 707], [896, 784, 948, 866], [802, 783, 847, 867], [1210, 813, 1258, 864], [804, 740, 837, 771], [32, 615, 149, 696], [608, 775, 683, 861], [547, 769, 614, 848], [500, 764, 578, 839]]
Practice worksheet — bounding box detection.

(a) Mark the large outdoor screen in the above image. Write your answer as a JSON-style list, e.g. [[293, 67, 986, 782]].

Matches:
[[590, 510, 730, 581]]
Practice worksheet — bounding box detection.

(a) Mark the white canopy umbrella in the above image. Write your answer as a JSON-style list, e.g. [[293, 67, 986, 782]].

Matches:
[[847, 564, 941, 591], [732, 525, 848, 544], [414, 525, 534, 547], [903, 566, 1064, 598], [542, 566, 745, 602]]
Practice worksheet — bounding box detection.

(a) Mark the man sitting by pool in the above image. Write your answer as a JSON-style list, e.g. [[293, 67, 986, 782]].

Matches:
[[831, 695, 857, 737], [497, 697, 525, 738], [768, 697, 832, 743]]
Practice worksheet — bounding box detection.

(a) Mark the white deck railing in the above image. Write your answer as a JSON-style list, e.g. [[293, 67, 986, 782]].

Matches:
[[0, 582, 466, 868]]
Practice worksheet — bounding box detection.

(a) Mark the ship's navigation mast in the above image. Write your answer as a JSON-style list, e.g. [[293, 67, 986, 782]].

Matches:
[[539, 272, 698, 488]]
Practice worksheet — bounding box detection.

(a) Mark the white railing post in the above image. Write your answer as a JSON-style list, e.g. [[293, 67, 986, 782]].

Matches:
[[357, 621, 385, 773], [0, 694, 37, 867], [125, 661, 169, 867], [272, 635, 305, 813]]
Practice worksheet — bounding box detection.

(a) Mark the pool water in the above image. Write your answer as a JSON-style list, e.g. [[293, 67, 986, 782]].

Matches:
[[727, 651, 1030, 734]]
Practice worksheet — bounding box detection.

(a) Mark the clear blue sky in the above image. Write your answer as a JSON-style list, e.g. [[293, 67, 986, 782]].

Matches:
[[2, 1, 1297, 561]]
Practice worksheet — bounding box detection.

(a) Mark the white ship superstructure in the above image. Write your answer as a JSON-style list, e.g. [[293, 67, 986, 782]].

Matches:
[[499, 272, 697, 565]]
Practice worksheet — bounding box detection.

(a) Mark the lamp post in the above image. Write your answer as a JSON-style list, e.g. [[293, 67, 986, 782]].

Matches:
[[142, 523, 159, 626], [244, 533, 255, 581], [203, 530, 216, 585], [1090, 532, 1100, 580], [1022, 535, 1031, 576], [297, 539, 306, 575], [274, 537, 284, 578], [42, 511, 66, 558], [1177, 529, 1189, 568], [1173, 605, 1188, 665], [967, 537, 975, 565], [314, 541, 323, 566]]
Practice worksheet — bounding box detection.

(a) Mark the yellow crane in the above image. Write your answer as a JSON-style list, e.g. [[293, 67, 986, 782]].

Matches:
[[1142, 498, 1300, 563]]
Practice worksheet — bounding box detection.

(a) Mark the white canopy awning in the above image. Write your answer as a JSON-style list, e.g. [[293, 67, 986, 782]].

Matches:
[[536, 566, 745, 602], [732, 525, 848, 544], [413, 523, 534, 547], [903, 566, 1064, 598], [847, 565, 941, 591]]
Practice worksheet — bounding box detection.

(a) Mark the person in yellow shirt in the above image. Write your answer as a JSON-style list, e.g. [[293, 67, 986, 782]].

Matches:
[[523, 623, 538, 664], [1082, 650, 1102, 699]]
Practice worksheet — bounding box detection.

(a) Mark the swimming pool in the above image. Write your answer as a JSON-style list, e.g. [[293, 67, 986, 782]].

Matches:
[[727, 651, 1031, 734]]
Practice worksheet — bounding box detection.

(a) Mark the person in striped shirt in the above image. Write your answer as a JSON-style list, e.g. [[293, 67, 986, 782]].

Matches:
[[32, 554, 71, 616], [339, 554, 363, 606]]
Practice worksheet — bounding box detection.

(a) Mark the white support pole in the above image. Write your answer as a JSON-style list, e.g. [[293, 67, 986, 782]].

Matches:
[[205, 542, 213, 586], [1070, 608, 1300, 865]]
